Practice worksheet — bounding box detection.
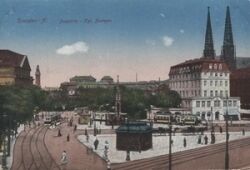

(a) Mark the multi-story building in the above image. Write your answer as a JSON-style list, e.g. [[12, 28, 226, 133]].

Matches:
[[61, 75, 168, 93], [169, 7, 240, 121], [0, 49, 33, 86], [230, 68, 250, 110]]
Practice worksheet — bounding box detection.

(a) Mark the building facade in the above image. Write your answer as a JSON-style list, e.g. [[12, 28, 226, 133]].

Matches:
[[230, 68, 250, 110], [0, 50, 33, 86], [168, 7, 240, 121]]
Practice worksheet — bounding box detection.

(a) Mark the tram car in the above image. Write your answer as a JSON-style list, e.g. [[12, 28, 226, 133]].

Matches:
[[44, 112, 61, 124], [177, 114, 200, 125], [154, 111, 171, 124]]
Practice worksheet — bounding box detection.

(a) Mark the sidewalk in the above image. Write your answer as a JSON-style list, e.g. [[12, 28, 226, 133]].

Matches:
[[45, 116, 107, 170], [0, 124, 25, 170]]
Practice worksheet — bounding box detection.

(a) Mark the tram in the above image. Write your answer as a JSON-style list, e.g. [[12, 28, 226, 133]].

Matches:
[[178, 114, 200, 125], [154, 112, 171, 124], [44, 112, 61, 124]]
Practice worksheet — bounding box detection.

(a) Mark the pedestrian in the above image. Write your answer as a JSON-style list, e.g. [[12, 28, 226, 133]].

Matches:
[[58, 129, 62, 137], [204, 135, 208, 145], [67, 134, 70, 142], [60, 150, 68, 165], [242, 129, 245, 136], [201, 129, 204, 135], [94, 138, 99, 150], [86, 134, 89, 142], [211, 133, 215, 144], [183, 137, 186, 147], [220, 126, 223, 133], [107, 159, 111, 170], [74, 124, 77, 132], [198, 135, 201, 144]]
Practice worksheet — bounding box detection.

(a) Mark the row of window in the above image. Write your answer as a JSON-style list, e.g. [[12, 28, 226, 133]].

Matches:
[[204, 72, 228, 77], [170, 79, 228, 89], [209, 63, 223, 70], [203, 90, 228, 97], [196, 100, 237, 108], [179, 90, 201, 97], [178, 89, 229, 98], [170, 81, 200, 89], [170, 71, 228, 80], [170, 73, 200, 80], [203, 80, 228, 87]]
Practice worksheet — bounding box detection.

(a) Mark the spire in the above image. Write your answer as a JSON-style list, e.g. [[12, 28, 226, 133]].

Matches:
[[35, 65, 41, 87], [223, 6, 234, 46], [203, 7, 215, 59], [221, 6, 236, 70]]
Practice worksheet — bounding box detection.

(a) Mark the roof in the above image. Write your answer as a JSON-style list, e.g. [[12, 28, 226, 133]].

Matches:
[[169, 57, 229, 75], [0, 49, 30, 69], [70, 75, 96, 82], [116, 122, 152, 133], [101, 76, 113, 80]]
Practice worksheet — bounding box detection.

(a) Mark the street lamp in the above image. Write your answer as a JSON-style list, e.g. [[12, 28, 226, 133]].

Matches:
[[210, 106, 214, 132], [225, 95, 229, 170], [169, 112, 172, 170], [1, 113, 8, 170]]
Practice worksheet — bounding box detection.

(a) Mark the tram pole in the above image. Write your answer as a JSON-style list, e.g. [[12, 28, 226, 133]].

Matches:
[[169, 114, 172, 170], [225, 96, 229, 170]]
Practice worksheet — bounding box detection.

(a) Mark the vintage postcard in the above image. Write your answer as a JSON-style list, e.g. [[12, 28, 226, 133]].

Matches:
[[0, 0, 250, 170]]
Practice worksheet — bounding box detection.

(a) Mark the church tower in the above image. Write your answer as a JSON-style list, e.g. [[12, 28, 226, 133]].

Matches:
[[221, 6, 236, 70], [203, 7, 215, 59], [115, 75, 121, 115], [35, 65, 41, 87]]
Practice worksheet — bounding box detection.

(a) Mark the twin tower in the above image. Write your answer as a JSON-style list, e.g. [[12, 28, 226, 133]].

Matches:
[[203, 6, 236, 70]]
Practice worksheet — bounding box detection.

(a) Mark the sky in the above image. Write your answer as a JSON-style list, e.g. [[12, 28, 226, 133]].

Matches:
[[0, 0, 250, 87]]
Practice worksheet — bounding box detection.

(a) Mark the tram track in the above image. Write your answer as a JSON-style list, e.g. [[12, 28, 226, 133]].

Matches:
[[16, 127, 37, 170], [112, 136, 250, 170], [11, 124, 61, 170]]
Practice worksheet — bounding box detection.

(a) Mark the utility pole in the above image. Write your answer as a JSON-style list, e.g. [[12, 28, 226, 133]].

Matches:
[[225, 96, 229, 169], [169, 113, 172, 170]]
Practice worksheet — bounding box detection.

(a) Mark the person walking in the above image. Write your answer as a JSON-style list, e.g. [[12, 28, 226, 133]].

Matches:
[[219, 126, 223, 133], [74, 124, 77, 133], [94, 138, 99, 150], [86, 134, 89, 142], [67, 134, 70, 142], [204, 135, 208, 145], [198, 135, 201, 144], [183, 137, 187, 147], [60, 150, 68, 170], [242, 129, 245, 136], [58, 129, 62, 137], [107, 159, 111, 170]]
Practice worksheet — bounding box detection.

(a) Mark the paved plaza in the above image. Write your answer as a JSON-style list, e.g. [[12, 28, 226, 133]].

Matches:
[[2, 111, 250, 170]]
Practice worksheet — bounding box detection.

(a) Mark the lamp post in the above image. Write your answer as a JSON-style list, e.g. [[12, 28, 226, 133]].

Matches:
[[169, 113, 172, 170], [225, 95, 229, 170], [93, 112, 97, 136], [210, 106, 214, 131], [1, 113, 8, 170], [2, 136, 7, 170]]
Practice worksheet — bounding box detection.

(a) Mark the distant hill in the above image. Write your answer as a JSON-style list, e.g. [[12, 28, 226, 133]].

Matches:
[[237, 57, 250, 69]]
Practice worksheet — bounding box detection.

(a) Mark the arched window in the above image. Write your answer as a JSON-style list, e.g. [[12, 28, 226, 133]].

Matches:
[[219, 64, 222, 70], [214, 64, 217, 69]]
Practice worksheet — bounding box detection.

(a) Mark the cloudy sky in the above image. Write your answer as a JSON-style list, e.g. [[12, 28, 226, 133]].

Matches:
[[0, 0, 250, 87]]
